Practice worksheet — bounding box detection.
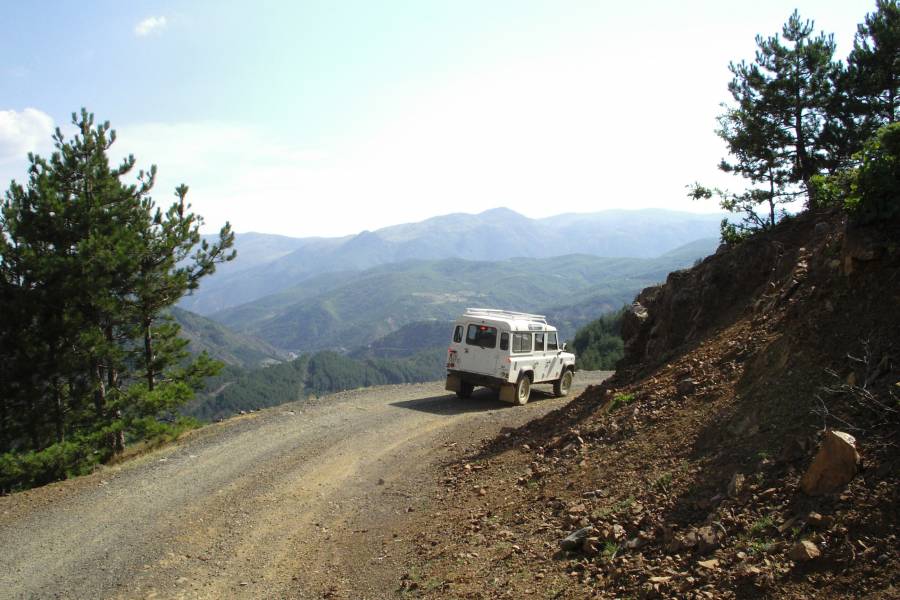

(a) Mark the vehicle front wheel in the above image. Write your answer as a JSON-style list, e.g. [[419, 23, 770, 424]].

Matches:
[[456, 381, 474, 399], [514, 374, 532, 405], [553, 369, 573, 397]]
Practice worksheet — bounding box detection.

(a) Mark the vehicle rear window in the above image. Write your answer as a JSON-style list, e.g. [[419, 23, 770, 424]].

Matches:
[[466, 324, 497, 348], [547, 332, 558, 351], [534, 332, 545, 351], [512, 332, 532, 353], [500, 332, 509, 350], [453, 325, 463, 343]]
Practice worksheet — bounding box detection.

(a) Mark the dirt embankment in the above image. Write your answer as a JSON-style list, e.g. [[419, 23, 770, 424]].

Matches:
[[0, 373, 610, 600], [411, 210, 899, 598]]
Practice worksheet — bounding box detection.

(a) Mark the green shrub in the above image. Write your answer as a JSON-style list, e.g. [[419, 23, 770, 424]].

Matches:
[[850, 122, 900, 223], [813, 123, 900, 223], [0, 440, 105, 493], [609, 392, 635, 410]]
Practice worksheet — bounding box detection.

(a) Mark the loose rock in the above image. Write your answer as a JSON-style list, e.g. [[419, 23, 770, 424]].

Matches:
[[559, 526, 595, 551], [800, 430, 861, 495], [789, 540, 821, 562]]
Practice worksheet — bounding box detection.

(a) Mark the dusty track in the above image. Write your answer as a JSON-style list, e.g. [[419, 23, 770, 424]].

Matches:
[[0, 372, 610, 599]]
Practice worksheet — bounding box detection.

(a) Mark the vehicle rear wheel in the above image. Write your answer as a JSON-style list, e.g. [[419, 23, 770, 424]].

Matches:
[[553, 369, 573, 397], [514, 374, 531, 405], [456, 381, 474, 399]]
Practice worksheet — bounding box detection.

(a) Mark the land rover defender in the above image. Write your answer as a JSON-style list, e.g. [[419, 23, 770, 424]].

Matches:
[[445, 308, 576, 404]]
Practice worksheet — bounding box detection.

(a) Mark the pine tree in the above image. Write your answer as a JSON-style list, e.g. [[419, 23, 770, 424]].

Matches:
[[846, 1, 900, 146], [1, 109, 235, 487], [738, 11, 839, 204]]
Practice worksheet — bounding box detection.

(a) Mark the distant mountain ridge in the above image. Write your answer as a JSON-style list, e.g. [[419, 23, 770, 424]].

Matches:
[[211, 239, 719, 354], [181, 208, 724, 315]]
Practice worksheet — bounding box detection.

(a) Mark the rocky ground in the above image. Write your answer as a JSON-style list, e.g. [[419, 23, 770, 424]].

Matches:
[[408, 210, 899, 598], [0, 373, 610, 599]]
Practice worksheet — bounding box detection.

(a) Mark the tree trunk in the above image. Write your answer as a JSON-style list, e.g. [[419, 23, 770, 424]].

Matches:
[[53, 377, 64, 444], [144, 317, 155, 392], [106, 326, 125, 454], [93, 360, 106, 420], [766, 170, 775, 226]]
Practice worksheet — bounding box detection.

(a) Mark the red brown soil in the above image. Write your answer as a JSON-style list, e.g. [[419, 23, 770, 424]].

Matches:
[[407, 209, 900, 599]]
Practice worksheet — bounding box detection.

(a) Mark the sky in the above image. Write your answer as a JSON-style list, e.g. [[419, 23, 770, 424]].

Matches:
[[0, 0, 875, 237]]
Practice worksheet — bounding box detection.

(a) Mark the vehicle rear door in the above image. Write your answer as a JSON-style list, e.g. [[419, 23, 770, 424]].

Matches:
[[463, 323, 500, 376]]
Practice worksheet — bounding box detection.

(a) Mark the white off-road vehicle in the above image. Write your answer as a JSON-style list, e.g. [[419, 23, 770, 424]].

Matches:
[[445, 308, 576, 405]]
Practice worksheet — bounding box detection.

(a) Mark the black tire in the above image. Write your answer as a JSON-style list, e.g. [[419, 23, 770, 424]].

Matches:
[[456, 381, 474, 399], [553, 369, 574, 397], [514, 373, 532, 405]]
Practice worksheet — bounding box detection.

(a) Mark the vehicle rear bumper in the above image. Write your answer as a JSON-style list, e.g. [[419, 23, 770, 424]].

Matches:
[[445, 370, 508, 391]]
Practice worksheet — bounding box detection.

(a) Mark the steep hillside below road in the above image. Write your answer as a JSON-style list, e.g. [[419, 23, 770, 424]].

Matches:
[[0, 372, 610, 599]]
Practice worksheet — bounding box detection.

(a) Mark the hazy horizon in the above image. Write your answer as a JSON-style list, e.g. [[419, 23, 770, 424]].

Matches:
[[222, 205, 724, 238]]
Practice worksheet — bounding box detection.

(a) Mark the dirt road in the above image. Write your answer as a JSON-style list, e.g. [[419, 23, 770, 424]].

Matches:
[[0, 372, 610, 599]]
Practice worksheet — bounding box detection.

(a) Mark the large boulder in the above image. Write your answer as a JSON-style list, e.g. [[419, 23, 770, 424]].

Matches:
[[800, 430, 861, 495]]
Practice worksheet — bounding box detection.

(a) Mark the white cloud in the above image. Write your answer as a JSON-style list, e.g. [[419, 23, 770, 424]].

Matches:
[[0, 108, 54, 164], [134, 16, 167, 37]]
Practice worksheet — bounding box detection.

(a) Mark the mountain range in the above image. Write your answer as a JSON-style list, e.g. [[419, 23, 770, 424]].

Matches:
[[208, 241, 718, 354], [180, 208, 724, 315]]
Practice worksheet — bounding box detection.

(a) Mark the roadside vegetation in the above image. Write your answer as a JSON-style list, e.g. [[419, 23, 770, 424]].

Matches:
[[569, 307, 625, 371], [690, 0, 899, 241], [0, 110, 235, 492]]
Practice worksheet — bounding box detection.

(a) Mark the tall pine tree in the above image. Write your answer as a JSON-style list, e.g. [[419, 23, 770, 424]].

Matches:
[[1, 109, 234, 487]]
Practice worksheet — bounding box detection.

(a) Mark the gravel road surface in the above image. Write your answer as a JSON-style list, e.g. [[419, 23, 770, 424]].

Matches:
[[0, 372, 610, 599]]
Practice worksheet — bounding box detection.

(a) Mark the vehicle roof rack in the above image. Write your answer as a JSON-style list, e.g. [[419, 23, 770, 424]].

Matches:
[[464, 307, 547, 324]]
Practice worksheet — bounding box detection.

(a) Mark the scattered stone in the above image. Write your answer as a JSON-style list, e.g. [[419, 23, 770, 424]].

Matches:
[[697, 558, 719, 570], [612, 524, 626, 541], [582, 536, 601, 557], [807, 512, 831, 529], [625, 536, 646, 550], [800, 430, 861, 495], [681, 525, 722, 554], [789, 540, 821, 562], [377, 478, 385, 485], [559, 526, 595, 551], [568, 503, 587, 515], [676, 378, 696, 396], [727, 473, 745, 498]]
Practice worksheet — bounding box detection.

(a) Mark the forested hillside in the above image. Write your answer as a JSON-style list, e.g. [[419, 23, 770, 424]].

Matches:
[[170, 307, 286, 368], [185, 347, 445, 421], [211, 241, 717, 353]]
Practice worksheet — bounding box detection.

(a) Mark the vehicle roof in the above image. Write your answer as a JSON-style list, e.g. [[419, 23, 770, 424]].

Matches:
[[456, 308, 557, 332]]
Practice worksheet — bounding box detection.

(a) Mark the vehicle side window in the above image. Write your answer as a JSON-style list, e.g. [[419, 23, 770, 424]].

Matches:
[[547, 332, 558, 351], [534, 332, 545, 351], [453, 325, 463, 343], [500, 332, 509, 350], [512, 332, 532, 353], [466, 324, 497, 348]]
